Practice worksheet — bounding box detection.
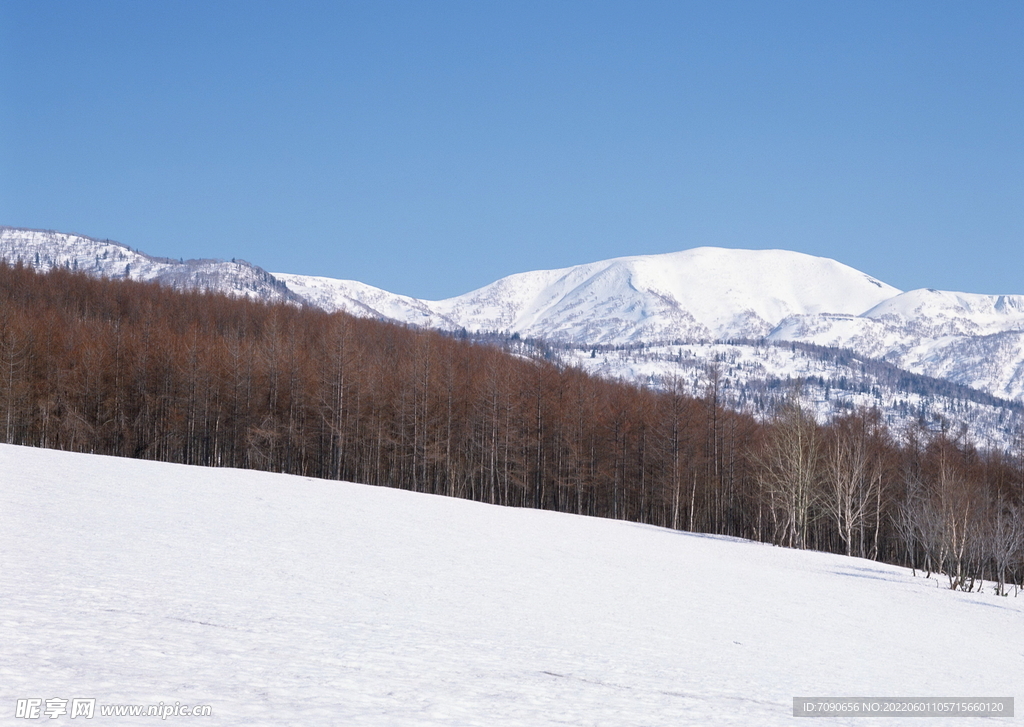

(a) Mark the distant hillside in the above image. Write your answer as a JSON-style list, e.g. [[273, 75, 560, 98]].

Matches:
[[0, 226, 300, 304]]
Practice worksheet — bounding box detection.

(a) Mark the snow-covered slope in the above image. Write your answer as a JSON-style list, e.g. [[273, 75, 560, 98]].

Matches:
[[272, 272, 459, 327], [276, 246, 1024, 405], [278, 247, 900, 343], [865, 288, 1024, 337], [768, 289, 1024, 400], [436, 247, 898, 342], [560, 339, 1024, 451], [2, 444, 1020, 726], [0, 227, 299, 304]]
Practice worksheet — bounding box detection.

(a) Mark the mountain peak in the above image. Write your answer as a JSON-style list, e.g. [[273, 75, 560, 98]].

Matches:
[[397, 246, 901, 343]]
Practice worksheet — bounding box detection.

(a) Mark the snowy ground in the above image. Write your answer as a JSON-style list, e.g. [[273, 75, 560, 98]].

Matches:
[[1, 444, 1021, 726]]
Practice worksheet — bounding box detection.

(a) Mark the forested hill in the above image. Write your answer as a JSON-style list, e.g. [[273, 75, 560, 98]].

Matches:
[[0, 261, 1021, 592]]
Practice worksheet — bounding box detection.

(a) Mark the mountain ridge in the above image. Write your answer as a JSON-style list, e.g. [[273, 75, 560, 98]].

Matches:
[[0, 226, 302, 305], [279, 246, 902, 343], [3, 225, 1023, 446]]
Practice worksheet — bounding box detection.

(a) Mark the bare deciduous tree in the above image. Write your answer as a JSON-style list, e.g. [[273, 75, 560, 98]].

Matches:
[[824, 426, 883, 557], [757, 402, 822, 549]]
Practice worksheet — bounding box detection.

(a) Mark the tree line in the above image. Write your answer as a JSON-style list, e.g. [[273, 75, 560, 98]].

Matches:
[[0, 261, 1021, 593]]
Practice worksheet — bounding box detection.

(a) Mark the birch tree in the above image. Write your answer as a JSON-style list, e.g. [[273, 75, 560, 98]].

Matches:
[[757, 402, 822, 549]]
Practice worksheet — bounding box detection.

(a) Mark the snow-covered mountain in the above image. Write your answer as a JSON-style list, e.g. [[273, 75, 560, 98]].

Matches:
[[0, 226, 300, 304], [276, 250, 1024, 395], [767, 289, 1024, 400], [275, 272, 460, 327], [4, 225, 1024, 445], [277, 247, 901, 343], [275, 246, 1024, 415]]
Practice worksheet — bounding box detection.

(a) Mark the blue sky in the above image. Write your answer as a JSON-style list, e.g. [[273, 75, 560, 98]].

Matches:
[[2, 1, 1022, 299]]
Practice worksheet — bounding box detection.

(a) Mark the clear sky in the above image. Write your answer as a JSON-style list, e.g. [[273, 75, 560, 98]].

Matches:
[[2, 1, 1022, 299]]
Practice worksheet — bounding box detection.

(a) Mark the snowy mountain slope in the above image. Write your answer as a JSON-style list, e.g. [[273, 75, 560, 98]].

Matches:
[[0, 227, 300, 304], [271, 272, 459, 327], [559, 340, 1024, 450], [866, 288, 1024, 335], [768, 292, 1024, 401], [2, 443, 1020, 726], [434, 247, 899, 342], [277, 247, 901, 343], [276, 244, 1024, 406]]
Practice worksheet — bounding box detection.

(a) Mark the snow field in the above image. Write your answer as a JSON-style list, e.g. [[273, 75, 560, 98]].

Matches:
[[1, 443, 1021, 725]]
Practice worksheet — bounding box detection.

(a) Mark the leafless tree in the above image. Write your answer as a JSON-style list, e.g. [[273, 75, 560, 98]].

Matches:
[[824, 431, 883, 557], [986, 499, 1024, 596], [757, 402, 822, 549]]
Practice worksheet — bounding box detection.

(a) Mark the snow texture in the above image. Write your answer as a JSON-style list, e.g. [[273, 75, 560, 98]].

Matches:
[[1, 444, 1021, 726]]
